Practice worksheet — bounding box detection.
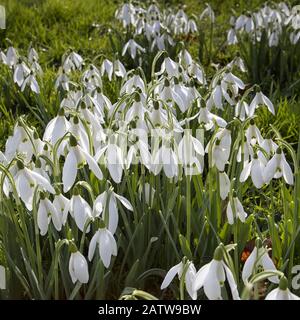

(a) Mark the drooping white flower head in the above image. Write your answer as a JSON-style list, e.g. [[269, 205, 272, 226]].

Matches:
[[65, 190, 93, 232], [14, 160, 55, 211], [93, 187, 133, 235], [194, 245, 240, 300], [219, 171, 230, 200], [88, 226, 117, 268], [62, 135, 103, 193], [242, 239, 279, 284], [69, 249, 89, 284], [37, 192, 62, 236], [249, 89, 275, 117], [265, 276, 300, 300], [226, 193, 247, 224], [264, 148, 294, 185], [161, 260, 197, 300], [240, 153, 266, 188], [122, 39, 146, 60]]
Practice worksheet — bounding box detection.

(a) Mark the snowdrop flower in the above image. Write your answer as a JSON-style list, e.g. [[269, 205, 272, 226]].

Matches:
[[120, 72, 145, 95], [198, 104, 227, 130], [245, 119, 263, 146], [158, 56, 179, 78], [115, 3, 134, 27], [66, 190, 93, 232], [228, 55, 247, 73], [0, 265, 5, 290], [14, 160, 55, 211], [88, 226, 117, 268], [127, 132, 151, 169], [264, 148, 294, 185], [260, 137, 278, 155], [62, 135, 103, 192], [194, 245, 240, 300], [55, 70, 70, 91], [37, 192, 62, 236], [156, 78, 188, 113], [242, 239, 279, 284], [226, 193, 247, 224], [223, 72, 245, 96], [178, 48, 193, 67], [125, 93, 147, 122], [53, 192, 70, 225], [6, 46, 18, 67], [69, 249, 89, 284], [4, 123, 32, 161], [200, 4, 215, 23], [249, 89, 275, 116], [28, 47, 39, 64], [206, 128, 231, 171], [95, 137, 123, 184], [122, 39, 145, 60], [265, 276, 300, 300], [21, 71, 40, 94], [68, 116, 90, 152], [209, 84, 223, 109], [93, 187, 133, 235], [178, 130, 205, 174], [113, 59, 126, 78], [63, 51, 83, 72], [237, 137, 254, 165], [152, 143, 179, 179], [13, 59, 30, 87], [235, 100, 249, 121], [219, 171, 230, 200], [227, 28, 238, 45], [43, 108, 70, 145], [161, 260, 197, 300], [240, 153, 265, 188], [187, 62, 206, 85], [101, 59, 113, 81]]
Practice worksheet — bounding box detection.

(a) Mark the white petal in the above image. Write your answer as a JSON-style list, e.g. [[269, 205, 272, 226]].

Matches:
[[161, 262, 183, 289], [73, 252, 89, 284], [62, 149, 78, 193], [261, 252, 279, 284], [265, 288, 279, 300], [223, 263, 240, 300], [108, 195, 119, 235], [80, 147, 103, 180], [262, 94, 275, 115], [203, 265, 222, 300], [281, 156, 294, 185], [264, 156, 277, 184], [114, 193, 133, 211], [226, 202, 234, 225], [69, 254, 77, 283], [88, 231, 99, 261], [194, 262, 211, 291], [26, 168, 55, 194], [251, 159, 264, 188], [37, 201, 49, 236], [242, 247, 257, 283]]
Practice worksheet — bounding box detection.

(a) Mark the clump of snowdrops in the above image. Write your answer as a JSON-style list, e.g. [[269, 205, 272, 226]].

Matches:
[[0, 1, 300, 300], [227, 2, 300, 96]]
